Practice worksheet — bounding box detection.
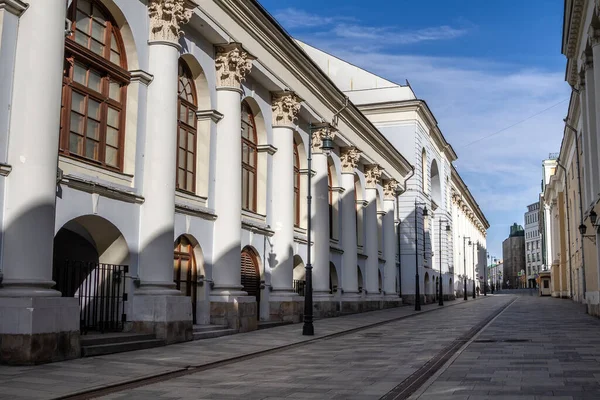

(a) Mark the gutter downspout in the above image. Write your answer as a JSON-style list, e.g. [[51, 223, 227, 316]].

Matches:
[[565, 121, 586, 300], [556, 159, 574, 299], [396, 166, 416, 298]]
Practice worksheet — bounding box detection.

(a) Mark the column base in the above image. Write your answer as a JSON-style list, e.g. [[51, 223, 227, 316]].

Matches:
[[0, 297, 80, 365], [313, 296, 340, 319], [210, 295, 257, 332], [129, 294, 192, 344], [269, 295, 304, 323]]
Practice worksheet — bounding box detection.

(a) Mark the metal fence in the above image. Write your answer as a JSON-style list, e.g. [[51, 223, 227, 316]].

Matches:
[[53, 260, 128, 334]]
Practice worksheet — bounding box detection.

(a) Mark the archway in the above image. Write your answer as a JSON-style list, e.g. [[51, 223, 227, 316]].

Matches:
[[241, 246, 261, 319], [378, 269, 383, 294], [53, 215, 129, 333], [330, 262, 339, 296], [293, 255, 306, 295], [174, 235, 204, 325], [358, 266, 364, 296], [430, 159, 441, 205]]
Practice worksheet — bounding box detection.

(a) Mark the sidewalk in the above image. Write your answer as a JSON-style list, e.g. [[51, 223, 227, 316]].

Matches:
[[0, 296, 489, 400]]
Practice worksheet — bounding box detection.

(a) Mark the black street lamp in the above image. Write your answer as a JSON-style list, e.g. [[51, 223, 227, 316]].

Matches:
[[472, 241, 476, 299], [303, 122, 335, 336], [414, 199, 428, 311], [438, 219, 450, 306], [463, 236, 471, 300]]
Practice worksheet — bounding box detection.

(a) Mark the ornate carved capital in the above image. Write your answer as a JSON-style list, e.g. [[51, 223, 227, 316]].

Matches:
[[148, 0, 196, 43], [215, 43, 255, 89], [582, 50, 594, 71], [271, 91, 302, 127], [340, 147, 361, 173], [311, 123, 336, 154], [383, 179, 399, 200], [365, 165, 383, 189], [590, 26, 600, 47]]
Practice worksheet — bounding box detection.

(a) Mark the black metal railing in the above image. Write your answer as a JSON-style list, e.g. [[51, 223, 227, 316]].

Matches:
[[293, 279, 306, 296], [53, 260, 128, 334]]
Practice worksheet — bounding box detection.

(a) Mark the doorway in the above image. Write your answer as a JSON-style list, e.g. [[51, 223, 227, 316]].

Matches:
[[174, 236, 198, 324], [241, 247, 260, 319]]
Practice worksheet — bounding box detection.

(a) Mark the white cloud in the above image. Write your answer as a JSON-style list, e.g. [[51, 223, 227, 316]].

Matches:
[[273, 8, 349, 29]]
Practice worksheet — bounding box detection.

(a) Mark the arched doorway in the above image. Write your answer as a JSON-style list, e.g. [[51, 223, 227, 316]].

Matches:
[[329, 262, 339, 295], [378, 270, 383, 294], [358, 266, 364, 296], [241, 247, 260, 319], [424, 272, 430, 303], [53, 215, 129, 333], [174, 235, 198, 324]]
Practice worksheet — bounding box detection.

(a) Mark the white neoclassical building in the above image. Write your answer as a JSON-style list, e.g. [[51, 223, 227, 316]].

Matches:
[[0, 0, 488, 365], [0, 0, 417, 364]]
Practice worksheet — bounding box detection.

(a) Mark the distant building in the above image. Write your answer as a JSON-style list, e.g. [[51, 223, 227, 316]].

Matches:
[[524, 202, 542, 288], [502, 224, 526, 288]]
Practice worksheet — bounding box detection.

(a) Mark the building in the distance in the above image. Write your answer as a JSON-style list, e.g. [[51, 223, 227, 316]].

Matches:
[[524, 202, 542, 288], [502, 224, 526, 288]]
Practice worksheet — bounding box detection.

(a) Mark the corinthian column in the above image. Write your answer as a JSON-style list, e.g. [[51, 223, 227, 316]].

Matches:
[[364, 165, 383, 297], [588, 29, 600, 202], [340, 147, 361, 298], [131, 0, 197, 343], [212, 43, 254, 297], [383, 180, 398, 297], [270, 92, 302, 297], [312, 124, 336, 296]]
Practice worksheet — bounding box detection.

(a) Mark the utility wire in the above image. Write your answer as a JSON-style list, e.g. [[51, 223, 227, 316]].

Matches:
[[460, 98, 569, 148]]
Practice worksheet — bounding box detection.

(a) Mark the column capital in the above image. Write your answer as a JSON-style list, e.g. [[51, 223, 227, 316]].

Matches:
[[365, 164, 383, 189], [271, 91, 302, 127], [148, 0, 197, 43], [383, 179, 398, 200], [589, 25, 600, 47], [0, 0, 28, 16], [340, 146, 362, 173], [215, 42, 255, 89], [311, 122, 337, 154], [581, 50, 594, 70]]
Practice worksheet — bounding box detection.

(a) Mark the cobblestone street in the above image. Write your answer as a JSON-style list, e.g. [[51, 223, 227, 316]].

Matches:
[[3, 294, 600, 400]]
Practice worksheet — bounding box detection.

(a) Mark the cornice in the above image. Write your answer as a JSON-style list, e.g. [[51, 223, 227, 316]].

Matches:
[[175, 203, 218, 220], [562, 0, 585, 60], [0, 0, 28, 16], [129, 69, 154, 86], [242, 217, 274, 236], [196, 109, 224, 123], [451, 165, 489, 229], [60, 175, 145, 204], [210, 0, 413, 179], [257, 144, 277, 155]]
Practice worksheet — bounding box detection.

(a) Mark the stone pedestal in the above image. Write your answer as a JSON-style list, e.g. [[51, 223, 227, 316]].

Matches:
[[0, 297, 80, 365], [312, 296, 340, 319], [130, 295, 192, 344], [210, 296, 257, 332], [269, 295, 304, 323]]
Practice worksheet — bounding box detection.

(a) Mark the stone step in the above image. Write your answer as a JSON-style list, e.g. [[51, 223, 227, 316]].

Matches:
[[192, 324, 228, 333], [80, 332, 157, 347], [257, 321, 294, 330], [192, 328, 237, 341], [81, 339, 166, 357]]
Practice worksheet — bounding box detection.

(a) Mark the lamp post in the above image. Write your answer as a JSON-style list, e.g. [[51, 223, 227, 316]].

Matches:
[[303, 122, 335, 336], [414, 199, 428, 311], [463, 236, 471, 300], [438, 219, 450, 306], [472, 241, 476, 298]]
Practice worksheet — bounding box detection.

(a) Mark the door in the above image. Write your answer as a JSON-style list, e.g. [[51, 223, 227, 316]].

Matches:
[[241, 248, 260, 319], [174, 237, 198, 324]]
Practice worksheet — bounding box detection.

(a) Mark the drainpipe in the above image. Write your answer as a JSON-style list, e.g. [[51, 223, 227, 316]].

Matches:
[[396, 166, 415, 298], [564, 120, 586, 300]]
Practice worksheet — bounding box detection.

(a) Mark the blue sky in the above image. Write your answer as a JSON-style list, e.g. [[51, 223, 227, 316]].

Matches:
[[258, 0, 571, 260]]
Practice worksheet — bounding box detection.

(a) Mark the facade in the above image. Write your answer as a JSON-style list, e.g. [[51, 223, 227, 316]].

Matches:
[[295, 42, 489, 304], [488, 260, 504, 291], [502, 224, 526, 288], [524, 202, 542, 288], [551, 0, 600, 316]]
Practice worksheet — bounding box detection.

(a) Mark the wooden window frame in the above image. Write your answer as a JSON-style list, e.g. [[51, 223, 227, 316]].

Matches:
[[241, 102, 258, 212], [176, 61, 198, 194], [60, 0, 130, 172]]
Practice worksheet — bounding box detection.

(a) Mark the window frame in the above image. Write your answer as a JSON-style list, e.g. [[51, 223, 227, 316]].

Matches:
[[241, 102, 258, 212], [176, 61, 198, 194], [60, 0, 130, 171]]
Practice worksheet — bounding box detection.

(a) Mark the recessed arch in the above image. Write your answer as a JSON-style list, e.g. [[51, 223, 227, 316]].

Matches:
[[430, 159, 441, 205], [174, 234, 204, 324], [241, 246, 261, 320], [357, 265, 364, 295], [421, 148, 427, 194], [329, 262, 339, 296]]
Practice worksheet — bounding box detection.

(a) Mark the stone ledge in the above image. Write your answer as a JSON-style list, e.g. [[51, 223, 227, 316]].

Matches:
[[0, 331, 80, 365]]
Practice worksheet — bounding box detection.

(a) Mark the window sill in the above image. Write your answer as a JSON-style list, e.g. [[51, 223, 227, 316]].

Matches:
[[242, 209, 267, 224], [176, 190, 208, 209], [59, 155, 133, 188]]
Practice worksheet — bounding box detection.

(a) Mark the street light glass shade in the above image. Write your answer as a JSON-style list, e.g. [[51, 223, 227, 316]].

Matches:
[[591, 210, 598, 226], [321, 137, 334, 155], [579, 224, 587, 235], [422, 207, 428, 217]]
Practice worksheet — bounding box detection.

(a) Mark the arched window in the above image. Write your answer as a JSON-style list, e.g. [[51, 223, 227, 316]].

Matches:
[[294, 142, 301, 227], [421, 148, 427, 194], [241, 101, 258, 212], [328, 168, 333, 239], [61, 0, 129, 170], [177, 61, 198, 192]]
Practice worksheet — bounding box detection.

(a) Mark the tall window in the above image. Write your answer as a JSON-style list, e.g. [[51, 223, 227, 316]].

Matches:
[[177, 61, 198, 192], [294, 142, 301, 227], [61, 0, 129, 170], [328, 168, 333, 239], [421, 148, 427, 194], [242, 101, 258, 212]]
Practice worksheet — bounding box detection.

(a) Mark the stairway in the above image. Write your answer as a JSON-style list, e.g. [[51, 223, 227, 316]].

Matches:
[[80, 332, 166, 357], [192, 324, 237, 340]]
